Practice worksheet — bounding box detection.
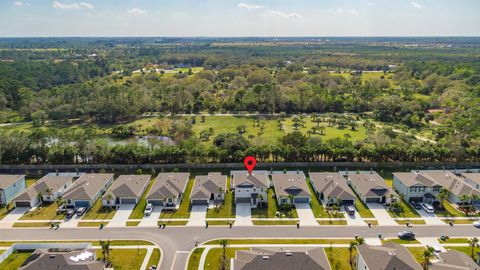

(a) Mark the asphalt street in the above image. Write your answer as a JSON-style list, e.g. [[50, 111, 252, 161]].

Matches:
[[1, 225, 479, 270]]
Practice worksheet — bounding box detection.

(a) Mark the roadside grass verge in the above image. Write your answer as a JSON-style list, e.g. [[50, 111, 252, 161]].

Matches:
[[382, 238, 420, 244], [317, 220, 347, 225], [147, 248, 161, 268], [438, 238, 470, 244], [77, 221, 109, 227], [126, 221, 140, 226], [395, 219, 426, 225], [186, 248, 204, 270], [157, 220, 188, 226], [13, 222, 52, 227], [252, 220, 297, 225], [82, 199, 116, 220], [204, 238, 354, 245]]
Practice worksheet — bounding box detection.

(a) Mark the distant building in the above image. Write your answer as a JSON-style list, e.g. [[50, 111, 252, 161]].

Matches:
[[0, 175, 26, 206]]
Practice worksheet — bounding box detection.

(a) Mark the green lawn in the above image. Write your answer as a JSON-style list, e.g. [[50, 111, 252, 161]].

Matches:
[[204, 239, 354, 245], [251, 189, 298, 218], [147, 248, 161, 268], [96, 249, 146, 270], [20, 202, 65, 220], [395, 219, 426, 225], [387, 199, 420, 218], [13, 222, 52, 227], [0, 240, 153, 247], [354, 198, 374, 218], [158, 220, 188, 226], [441, 218, 477, 224], [129, 177, 156, 219], [407, 247, 426, 264], [0, 251, 32, 270], [0, 206, 12, 220], [318, 220, 347, 225], [206, 220, 231, 226], [160, 177, 194, 219], [438, 238, 470, 244], [382, 239, 420, 244], [77, 221, 108, 227], [444, 246, 480, 261], [25, 178, 38, 187], [204, 248, 248, 270], [252, 220, 297, 225], [82, 199, 116, 220], [325, 247, 353, 270], [126, 221, 140, 226], [435, 201, 466, 217], [206, 176, 235, 218], [306, 179, 343, 218], [187, 248, 204, 270]]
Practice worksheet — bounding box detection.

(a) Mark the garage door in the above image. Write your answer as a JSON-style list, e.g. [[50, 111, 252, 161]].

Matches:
[[191, 199, 208, 205], [409, 197, 423, 203], [294, 197, 310, 203], [15, 201, 31, 208], [236, 197, 251, 203], [120, 198, 137, 204], [148, 200, 163, 206], [365, 197, 381, 203], [74, 201, 90, 208], [341, 200, 355, 206]]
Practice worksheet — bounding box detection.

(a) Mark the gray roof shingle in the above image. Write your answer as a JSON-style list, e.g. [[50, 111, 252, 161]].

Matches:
[[0, 175, 25, 190], [190, 173, 227, 200], [272, 173, 310, 198], [63, 174, 113, 201], [103, 175, 150, 199], [14, 175, 73, 201], [347, 172, 391, 197], [232, 172, 269, 189], [309, 172, 355, 201], [146, 173, 190, 200], [357, 242, 422, 270]]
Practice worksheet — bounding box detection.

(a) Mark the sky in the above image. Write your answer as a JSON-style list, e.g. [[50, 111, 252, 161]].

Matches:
[[0, 0, 479, 37]]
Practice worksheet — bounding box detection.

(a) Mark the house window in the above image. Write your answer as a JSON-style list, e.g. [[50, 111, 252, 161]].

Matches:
[[433, 187, 441, 192], [253, 188, 256, 192], [246, 190, 249, 192], [237, 189, 241, 192], [282, 198, 287, 204], [410, 187, 425, 192]]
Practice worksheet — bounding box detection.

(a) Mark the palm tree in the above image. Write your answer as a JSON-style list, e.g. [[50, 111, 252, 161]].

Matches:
[[219, 239, 229, 270], [468, 237, 479, 259], [100, 240, 111, 262], [422, 246, 435, 270], [348, 241, 357, 267], [257, 193, 264, 208], [437, 189, 449, 210]]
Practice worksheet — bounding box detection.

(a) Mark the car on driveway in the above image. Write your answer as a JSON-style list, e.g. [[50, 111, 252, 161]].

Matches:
[[76, 207, 87, 217], [344, 205, 355, 216], [144, 203, 153, 216], [421, 203, 435, 213], [410, 201, 422, 210], [473, 221, 480, 228], [66, 209, 77, 219], [398, 231, 416, 240]]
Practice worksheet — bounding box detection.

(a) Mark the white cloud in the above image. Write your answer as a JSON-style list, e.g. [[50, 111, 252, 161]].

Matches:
[[411, 2, 424, 9], [126, 8, 146, 16], [238, 3, 264, 10], [348, 10, 359, 15], [367, 2, 375, 7], [52, 1, 94, 10], [333, 8, 344, 14], [263, 10, 302, 20], [14, 1, 30, 6]]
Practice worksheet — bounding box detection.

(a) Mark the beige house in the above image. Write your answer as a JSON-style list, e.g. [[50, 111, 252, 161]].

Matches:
[[190, 172, 227, 205], [272, 173, 311, 205], [102, 175, 151, 206], [146, 172, 190, 208], [14, 175, 73, 208]]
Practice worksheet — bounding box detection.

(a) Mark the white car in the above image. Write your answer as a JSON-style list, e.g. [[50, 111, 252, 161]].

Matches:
[[144, 203, 154, 216], [473, 221, 480, 228], [421, 203, 434, 213]]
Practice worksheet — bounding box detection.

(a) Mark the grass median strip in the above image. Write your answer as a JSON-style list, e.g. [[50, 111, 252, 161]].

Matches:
[[204, 238, 354, 245], [252, 220, 297, 225], [147, 248, 161, 268], [157, 220, 188, 226], [77, 221, 109, 227], [187, 248, 204, 270], [13, 222, 52, 227], [126, 221, 140, 226], [382, 238, 420, 244], [0, 240, 154, 247], [317, 220, 347, 225], [395, 219, 426, 225]]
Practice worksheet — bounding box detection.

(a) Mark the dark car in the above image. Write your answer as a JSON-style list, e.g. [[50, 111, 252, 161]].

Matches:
[[410, 201, 422, 210], [344, 205, 355, 216], [65, 209, 77, 219], [76, 207, 87, 217], [398, 231, 416, 240]]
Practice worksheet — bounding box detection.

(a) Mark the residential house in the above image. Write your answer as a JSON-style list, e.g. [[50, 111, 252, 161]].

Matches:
[[190, 172, 227, 205], [309, 172, 356, 206], [146, 172, 190, 208], [431, 250, 479, 270], [0, 175, 26, 206], [462, 173, 480, 190], [393, 172, 442, 204], [422, 171, 480, 205], [19, 247, 103, 270], [13, 175, 73, 208], [231, 171, 269, 207], [102, 175, 151, 206], [356, 242, 422, 270], [232, 247, 331, 270], [346, 172, 395, 204], [62, 173, 114, 208], [272, 172, 311, 205]]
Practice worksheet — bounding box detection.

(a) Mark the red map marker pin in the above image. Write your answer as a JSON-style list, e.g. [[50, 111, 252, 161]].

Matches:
[[244, 156, 257, 175]]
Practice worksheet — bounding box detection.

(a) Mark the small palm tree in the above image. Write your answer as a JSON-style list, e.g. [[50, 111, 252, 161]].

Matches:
[[348, 241, 357, 267], [219, 239, 229, 270], [468, 237, 479, 259], [422, 246, 435, 270], [437, 189, 449, 210]]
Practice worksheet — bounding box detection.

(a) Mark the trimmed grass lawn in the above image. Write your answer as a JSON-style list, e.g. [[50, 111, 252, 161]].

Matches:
[[207, 220, 231, 226], [387, 199, 420, 218], [126, 221, 140, 226], [82, 199, 116, 220], [325, 247, 352, 270], [77, 221, 109, 227], [0, 206, 12, 220], [382, 238, 420, 244], [444, 246, 480, 261], [251, 189, 298, 218], [13, 222, 52, 227], [187, 248, 204, 270], [354, 198, 374, 218], [252, 220, 297, 225], [157, 220, 188, 226], [204, 239, 354, 245], [438, 238, 470, 244], [435, 201, 466, 217], [206, 176, 235, 218], [160, 177, 194, 219], [96, 249, 146, 270], [318, 220, 347, 225], [395, 219, 426, 225], [306, 179, 344, 218], [0, 240, 153, 247], [20, 202, 65, 220], [407, 247, 426, 264], [129, 178, 156, 219], [204, 248, 248, 270], [441, 218, 477, 224], [0, 251, 32, 270], [147, 248, 161, 268]]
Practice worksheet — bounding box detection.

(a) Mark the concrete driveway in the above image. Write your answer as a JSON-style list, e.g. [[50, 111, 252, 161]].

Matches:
[[294, 203, 318, 227], [416, 209, 445, 225], [0, 207, 29, 228], [345, 211, 367, 226], [107, 204, 135, 228], [62, 216, 81, 228], [234, 203, 252, 226], [139, 206, 162, 227], [366, 203, 397, 225], [187, 205, 208, 227]]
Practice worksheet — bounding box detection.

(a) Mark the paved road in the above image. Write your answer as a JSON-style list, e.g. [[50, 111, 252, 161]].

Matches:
[[1, 225, 478, 270]]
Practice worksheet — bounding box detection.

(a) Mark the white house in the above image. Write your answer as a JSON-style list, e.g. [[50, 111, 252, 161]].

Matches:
[[13, 175, 73, 208]]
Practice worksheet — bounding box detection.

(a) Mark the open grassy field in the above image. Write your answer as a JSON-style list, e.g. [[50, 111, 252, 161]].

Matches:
[[96, 249, 147, 270], [0, 251, 32, 270]]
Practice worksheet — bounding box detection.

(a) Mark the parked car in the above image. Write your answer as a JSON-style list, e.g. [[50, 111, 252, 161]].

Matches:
[[421, 203, 435, 213], [144, 203, 154, 216], [56, 204, 74, 214], [66, 209, 77, 219], [344, 205, 355, 216], [410, 201, 422, 210], [76, 207, 87, 217], [398, 231, 416, 240], [473, 221, 480, 228]]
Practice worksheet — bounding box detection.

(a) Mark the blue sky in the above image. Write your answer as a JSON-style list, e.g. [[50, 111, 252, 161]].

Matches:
[[0, 0, 479, 37]]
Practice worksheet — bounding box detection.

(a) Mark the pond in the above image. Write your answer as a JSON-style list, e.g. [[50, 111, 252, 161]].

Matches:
[[100, 135, 176, 146]]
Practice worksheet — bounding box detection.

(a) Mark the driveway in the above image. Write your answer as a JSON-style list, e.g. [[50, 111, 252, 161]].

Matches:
[[139, 206, 162, 227], [345, 211, 367, 226], [366, 203, 397, 226], [416, 209, 445, 225], [0, 207, 29, 228], [234, 203, 252, 226], [62, 216, 81, 228], [417, 237, 447, 252], [187, 205, 208, 227], [294, 203, 318, 227], [107, 204, 135, 228]]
